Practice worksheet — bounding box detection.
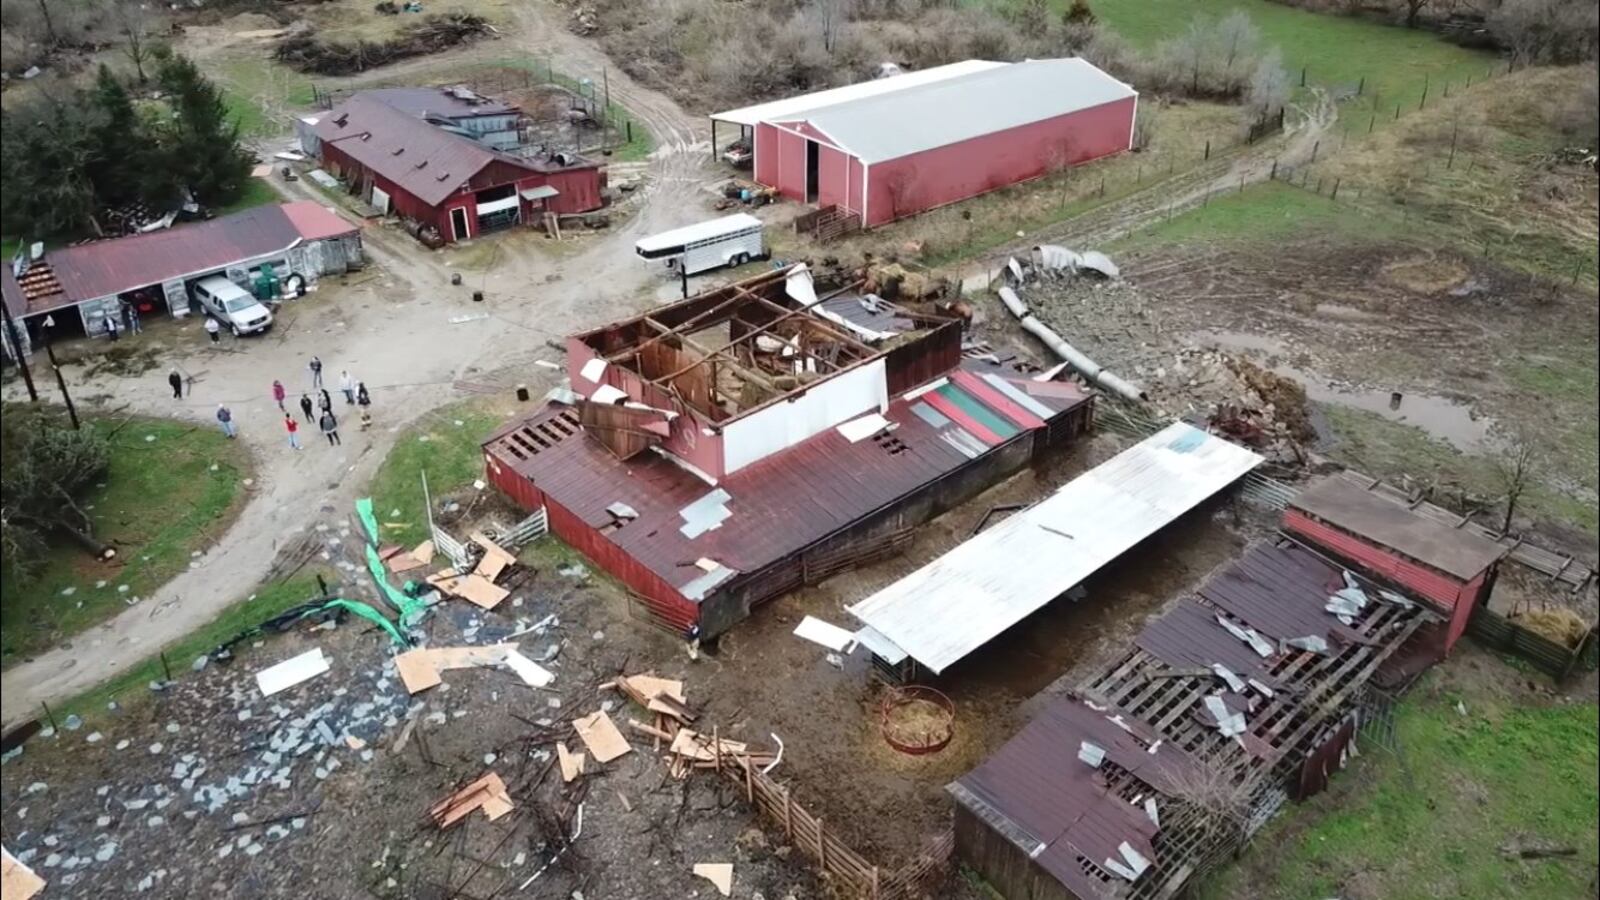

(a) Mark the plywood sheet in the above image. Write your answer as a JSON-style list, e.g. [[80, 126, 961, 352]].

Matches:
[[573, 711, 632, 763], [624, 675, 686, 705], [412, 539, 436, 565], [456, 574, 510, 610], [395, 649, 443, 694], [557, 741, 586, 782], [692, 863, 733, 896], [2, 848, 46, 900]]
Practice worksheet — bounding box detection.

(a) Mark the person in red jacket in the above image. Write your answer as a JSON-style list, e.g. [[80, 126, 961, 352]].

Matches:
[[284, 413, 302, 450], [272, 379, 287, 411]]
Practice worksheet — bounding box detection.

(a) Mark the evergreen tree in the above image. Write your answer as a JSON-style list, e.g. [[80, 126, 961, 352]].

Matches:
[[0, 97, 101, 237], [88, 65, 184, 214], [158, 54, 253, 208]]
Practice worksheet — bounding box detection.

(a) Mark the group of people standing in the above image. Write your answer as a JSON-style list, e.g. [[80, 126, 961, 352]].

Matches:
[[179, 355, 374, 450], [276, 356, 371, 450]]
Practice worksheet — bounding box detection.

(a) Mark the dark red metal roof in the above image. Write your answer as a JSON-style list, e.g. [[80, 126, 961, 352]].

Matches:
[[486, 363, 1089, 599], [1288, 477, 1505, 580], [10, 202, 356, 316], [955, 695, 1201, 898], [359, 87, 518, 120]]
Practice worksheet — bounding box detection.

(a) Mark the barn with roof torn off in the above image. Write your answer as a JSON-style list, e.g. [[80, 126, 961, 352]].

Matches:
[[949, 539, 1438, 900], [482, 265, 1095, 637]]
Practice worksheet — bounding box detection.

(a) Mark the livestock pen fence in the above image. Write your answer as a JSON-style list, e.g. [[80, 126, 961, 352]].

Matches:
[[709, 753, 952, 898], [309, 60, 644, 158], [1467, 606, 1600, 680]]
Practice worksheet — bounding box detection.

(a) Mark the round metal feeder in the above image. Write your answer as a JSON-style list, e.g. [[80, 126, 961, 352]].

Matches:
[[879, 685, 955, 755]]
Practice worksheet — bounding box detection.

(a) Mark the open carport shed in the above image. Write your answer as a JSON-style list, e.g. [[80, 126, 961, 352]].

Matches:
[[711, 58, 1137, 227], [2, 202, 360, 352]]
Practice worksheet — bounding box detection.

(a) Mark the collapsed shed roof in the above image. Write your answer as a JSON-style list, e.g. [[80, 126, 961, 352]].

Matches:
[[1289, 476, 1506, 580], [776, 58, 1137, 164], [3, 202, 356, 316], [358, 86, 519, 120], [848, 422, 1263, 673]]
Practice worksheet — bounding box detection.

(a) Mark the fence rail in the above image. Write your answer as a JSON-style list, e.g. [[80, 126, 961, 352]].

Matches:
[[712, 755, 952, 898], [1467, 606, 1599, 680]]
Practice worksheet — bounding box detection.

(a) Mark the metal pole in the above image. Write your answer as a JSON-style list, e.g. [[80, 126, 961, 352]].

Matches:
[[421, 468, 435, 533], [0, 295, 39, 402]]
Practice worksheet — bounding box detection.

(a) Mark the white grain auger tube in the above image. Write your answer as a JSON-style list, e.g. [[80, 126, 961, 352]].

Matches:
[[998, 275, 1147, 403]]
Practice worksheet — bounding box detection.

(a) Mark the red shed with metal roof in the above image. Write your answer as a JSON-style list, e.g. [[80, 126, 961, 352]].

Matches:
[[1284, 475, 1507, 654], [312, 94, 603, 243]]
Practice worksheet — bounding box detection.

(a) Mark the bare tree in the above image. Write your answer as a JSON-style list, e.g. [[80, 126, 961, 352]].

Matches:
[[1045, 136, 1076, 209], [113, 0, 157, 83], [1491, 0, 1599, 65], [1403, 0, 1431, 28], [1245, 49, 1290, 120], [35, 0, 59, 45], [880, 168, 916, 220], [1216, 9, 1260, 75], [1495, 437, 1539, 534], [812, 0, 851, 53]]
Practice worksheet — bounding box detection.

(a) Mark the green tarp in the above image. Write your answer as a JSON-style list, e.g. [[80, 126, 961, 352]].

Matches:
[[356, 497, 381, 545], [365, 543, 430, 626], [320, 598, 407, 646]]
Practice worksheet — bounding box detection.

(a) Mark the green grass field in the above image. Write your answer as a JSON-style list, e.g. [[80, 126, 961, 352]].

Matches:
[[1116, 180, 1398, 248], [1200, 669, 1599, 899], [1051, 0, 1494, 106], [366, 400, 507, 545], [1, 415, 251, 666]]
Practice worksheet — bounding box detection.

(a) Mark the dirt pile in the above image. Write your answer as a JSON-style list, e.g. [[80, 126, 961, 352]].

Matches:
[[274, 13, 494, 75]]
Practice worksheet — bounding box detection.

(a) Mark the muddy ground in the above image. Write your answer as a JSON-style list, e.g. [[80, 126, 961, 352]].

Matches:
[[0, 425, 1279, 899]]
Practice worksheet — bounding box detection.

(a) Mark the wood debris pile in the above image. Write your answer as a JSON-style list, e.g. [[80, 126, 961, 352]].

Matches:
[[602, 673, 778, 780], [429, 772, 514, 828], [410, 531, 530, 612]]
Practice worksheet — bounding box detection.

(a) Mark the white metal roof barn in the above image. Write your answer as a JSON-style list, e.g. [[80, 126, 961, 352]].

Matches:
[[710, 58, 1137, 228], [848, 422, 1263, 674]]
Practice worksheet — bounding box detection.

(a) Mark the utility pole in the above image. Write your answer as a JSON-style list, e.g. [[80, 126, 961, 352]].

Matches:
[[41, 315, 79, 429], [0, 291, 39, 402]]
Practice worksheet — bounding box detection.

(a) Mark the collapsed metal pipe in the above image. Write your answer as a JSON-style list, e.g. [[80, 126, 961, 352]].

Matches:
[[998, 280, 1148, 403]]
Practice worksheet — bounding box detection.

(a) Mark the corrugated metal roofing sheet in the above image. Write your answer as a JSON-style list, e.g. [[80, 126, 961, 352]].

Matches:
[[314, 95, 556, 207], [710, 60, 1006, 128], [10, 202, 355, 313], [953, 696, 1200, 897], [1289, 477, 1505, 580], [486, 364, 1089, 598], [359, 87, 518, 120], [848, 423, 1263, 673], [786, 58, 1136, 164]]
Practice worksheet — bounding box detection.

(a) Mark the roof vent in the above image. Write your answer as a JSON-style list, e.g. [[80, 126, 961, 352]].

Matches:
[[392, 147, 405, 156], [360, 132, 371, 141], [437, 172, 450, 182], [333, 114, 349, 127], [415, 160, 428, 170]]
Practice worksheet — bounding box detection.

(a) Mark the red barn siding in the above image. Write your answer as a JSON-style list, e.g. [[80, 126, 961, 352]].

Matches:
[[754, 123, 781, 186], [774, 128, 809, 202], [845, 156, 866, 217], [1284, 508, 1486, 653], [817, 144, 850, 211], [862, 96, 1135, 226], [565, 338, 727, 478], [536, 168, 604, 214]]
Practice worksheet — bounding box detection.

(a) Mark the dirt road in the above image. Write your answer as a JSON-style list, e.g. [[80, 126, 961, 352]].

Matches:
[[0, 16, 720, 724]]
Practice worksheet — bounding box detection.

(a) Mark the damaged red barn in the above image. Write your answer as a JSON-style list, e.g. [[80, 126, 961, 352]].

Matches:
[[711, 58, 1138, 227], [482, 265, 1095, 637]]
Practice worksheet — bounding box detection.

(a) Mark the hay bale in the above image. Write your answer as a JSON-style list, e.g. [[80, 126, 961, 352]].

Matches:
[[1516, 608, 1590, 648]]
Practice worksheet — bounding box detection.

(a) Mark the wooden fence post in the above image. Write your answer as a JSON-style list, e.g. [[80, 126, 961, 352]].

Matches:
[[818, 817, 828, 871], [784, 788, 794, 838], [1331, 177, 1341, 200], [872, 866, 880, 899], [744, 757, 754, 803], [713, 726, 721, 772]]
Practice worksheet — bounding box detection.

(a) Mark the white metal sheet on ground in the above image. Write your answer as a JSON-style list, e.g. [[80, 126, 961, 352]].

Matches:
[[847, 423, 1261, 673], [256, 648, 330, 696], [852, 625, 908, 665], [792, 616, 857, 652]]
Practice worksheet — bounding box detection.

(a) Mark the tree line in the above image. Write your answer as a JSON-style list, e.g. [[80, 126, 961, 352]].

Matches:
[[0, 53, 254, 240]]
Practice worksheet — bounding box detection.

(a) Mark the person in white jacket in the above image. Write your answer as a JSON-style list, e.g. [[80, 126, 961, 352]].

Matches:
[[340, 370, 356, 404]]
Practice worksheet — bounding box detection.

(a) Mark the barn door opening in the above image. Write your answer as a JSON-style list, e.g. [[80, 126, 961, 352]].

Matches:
[[450, 207, 470, 242], [805, 140, 820, 204]]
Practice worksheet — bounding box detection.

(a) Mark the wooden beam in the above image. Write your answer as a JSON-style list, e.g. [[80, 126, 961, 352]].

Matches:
[[742, 291, 880, 357], [600, 291, 747, 363], [654, 304, 845, 384], [641, 317, 781, 395]]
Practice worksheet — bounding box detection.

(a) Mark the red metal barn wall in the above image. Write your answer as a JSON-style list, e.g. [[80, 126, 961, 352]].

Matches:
[[861, 96, 1136, 226], [565, 337, 727, 478], [774, 128, 809, 202], [538, 168, 604, 214], [754, 123, 781, 186], [1284, 509, 1481, 652], [483, 448, 701, 632], [816, 144, 852, 212]]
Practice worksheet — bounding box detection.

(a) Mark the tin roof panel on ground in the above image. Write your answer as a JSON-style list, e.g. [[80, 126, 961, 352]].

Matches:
[[1289, 477, 1506, 580], [848, 423, 1262, 673], [486, 364, 1090, 597]]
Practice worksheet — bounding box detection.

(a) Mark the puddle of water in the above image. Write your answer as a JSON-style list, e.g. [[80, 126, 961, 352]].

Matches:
[[1193, 329, 1497, 452]]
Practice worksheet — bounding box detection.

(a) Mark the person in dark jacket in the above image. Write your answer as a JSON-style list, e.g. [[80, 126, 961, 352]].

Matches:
[[319, 410, 341, 446], [168, 370, 184, 399], [299, 393, 315, 423]]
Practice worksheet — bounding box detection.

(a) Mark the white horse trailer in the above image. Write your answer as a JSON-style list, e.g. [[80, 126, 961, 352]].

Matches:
[[636, 213, 766, 276]]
